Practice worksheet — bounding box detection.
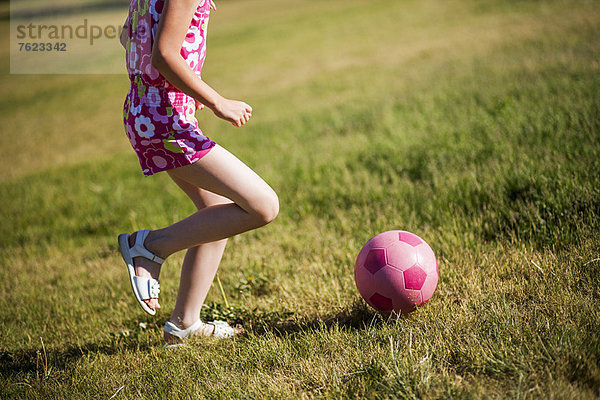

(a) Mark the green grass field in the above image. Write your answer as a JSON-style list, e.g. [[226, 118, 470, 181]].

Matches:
[[1, 0, 599, 398]]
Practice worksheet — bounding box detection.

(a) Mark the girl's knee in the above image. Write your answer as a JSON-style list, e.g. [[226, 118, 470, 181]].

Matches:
[[254, 187, 279, 225]]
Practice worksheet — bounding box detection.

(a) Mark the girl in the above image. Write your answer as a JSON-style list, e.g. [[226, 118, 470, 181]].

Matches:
[[118, 0, 278, 343]]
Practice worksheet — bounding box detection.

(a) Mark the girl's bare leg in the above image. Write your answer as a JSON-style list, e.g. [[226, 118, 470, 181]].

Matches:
[[129, 145, 279, 311], [168, 174, 229, 331], [160, 145, 279, 251]]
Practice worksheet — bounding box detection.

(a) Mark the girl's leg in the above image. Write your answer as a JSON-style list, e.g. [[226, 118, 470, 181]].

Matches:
[[159, 145, 279, 252], [130, 144, 278, 311], [168, 174, 230, 330]]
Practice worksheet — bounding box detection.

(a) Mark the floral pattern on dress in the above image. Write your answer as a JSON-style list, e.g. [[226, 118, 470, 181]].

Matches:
[[123, 0, 215, 176]]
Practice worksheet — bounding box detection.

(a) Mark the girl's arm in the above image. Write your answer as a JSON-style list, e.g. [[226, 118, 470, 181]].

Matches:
[[151, 0, 251, 127], [120, 14, 129, 49]]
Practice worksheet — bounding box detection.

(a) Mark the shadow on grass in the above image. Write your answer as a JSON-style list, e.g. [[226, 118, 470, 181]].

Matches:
[[0, 301, 393, 379], [0, 317, 161, 379], [242, 300, 401, 337]]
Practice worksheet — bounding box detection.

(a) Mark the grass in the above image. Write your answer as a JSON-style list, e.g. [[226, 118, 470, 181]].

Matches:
[[1, 0, 599, 398]]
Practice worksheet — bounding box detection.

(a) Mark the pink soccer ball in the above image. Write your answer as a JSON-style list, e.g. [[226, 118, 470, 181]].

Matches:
[[354, 231, 438, 314]]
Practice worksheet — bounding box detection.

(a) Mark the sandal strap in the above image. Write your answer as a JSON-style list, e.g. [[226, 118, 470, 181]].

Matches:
[[208, 321, 236, 338], [163, 320, 236, 340], [130, 229, 165, 264], [133, 276, 160, 300], [164, 320, 204, 339]]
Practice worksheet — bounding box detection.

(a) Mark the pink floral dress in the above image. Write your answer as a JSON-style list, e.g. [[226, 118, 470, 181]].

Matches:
[[123, 0, 215, 176]]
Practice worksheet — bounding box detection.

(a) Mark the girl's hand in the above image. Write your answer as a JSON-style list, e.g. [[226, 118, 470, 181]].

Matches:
[[210, 1, 216, 11], [195, 99, 204, 110], [212, 98, 252, 127]]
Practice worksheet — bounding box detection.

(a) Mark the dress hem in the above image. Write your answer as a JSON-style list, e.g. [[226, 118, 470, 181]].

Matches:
[[140, 142, 216, 177]]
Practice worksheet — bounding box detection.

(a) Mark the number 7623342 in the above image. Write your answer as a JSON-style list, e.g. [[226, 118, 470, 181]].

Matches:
[[18, 42, 67, 52]]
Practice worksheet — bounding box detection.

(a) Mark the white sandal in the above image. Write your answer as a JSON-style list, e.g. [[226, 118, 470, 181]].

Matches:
[[164, 320, 239, 347], [118, 229, 165, 316]]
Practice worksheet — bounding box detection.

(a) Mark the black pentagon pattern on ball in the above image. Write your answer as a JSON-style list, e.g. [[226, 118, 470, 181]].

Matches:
[[364, 248, 387, 274]]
